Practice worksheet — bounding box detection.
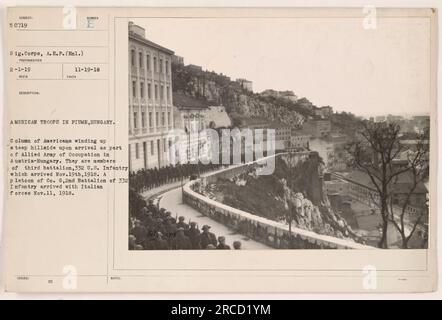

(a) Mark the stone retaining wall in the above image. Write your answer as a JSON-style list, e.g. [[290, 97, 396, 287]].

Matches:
[[183, 154, 375, 250]]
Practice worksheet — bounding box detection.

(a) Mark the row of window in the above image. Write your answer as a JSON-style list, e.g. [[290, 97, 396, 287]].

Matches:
[[132, 110, 171, 129], [133, 138, 172, 160], [130, 49, 170, 75], [132, 80, 171, 101]]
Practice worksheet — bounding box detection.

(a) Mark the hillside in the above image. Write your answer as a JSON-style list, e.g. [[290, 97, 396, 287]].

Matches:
[[198, 154, 362, 242], [172, 63, 315, 128]]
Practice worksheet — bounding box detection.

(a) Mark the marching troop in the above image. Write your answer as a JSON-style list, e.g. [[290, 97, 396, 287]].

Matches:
[[129, 163, 224, 192], [129, 196, 241, 250]]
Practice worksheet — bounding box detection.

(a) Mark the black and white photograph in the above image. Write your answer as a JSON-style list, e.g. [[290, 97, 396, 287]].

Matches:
[[128, 16, 430, 251], [2, 4, 440, 296]]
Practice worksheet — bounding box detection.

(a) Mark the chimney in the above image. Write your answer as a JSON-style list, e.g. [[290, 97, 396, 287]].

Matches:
[[129, 21, 146, 38]]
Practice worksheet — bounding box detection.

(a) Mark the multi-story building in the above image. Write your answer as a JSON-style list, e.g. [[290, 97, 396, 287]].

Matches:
[[236, 78, 253, 92], [128, 22, 175, 172], [172, 55, 184, 66], [187, 64, 203, 74], [244, 120, 292, 151], [173, 93, 210, 164], [272, 122, 292, 151], [331, 170, 427, 216], [260, 89, 298, 102], [314, 106, 333, 119], [290, 129, 310, 149], [375, 115, 386, 122]]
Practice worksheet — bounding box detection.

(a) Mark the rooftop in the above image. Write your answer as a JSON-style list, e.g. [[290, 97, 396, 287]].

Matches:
[[337, 170, 428, 194], [240, 118, 291, 129], [129, 23, 174, 55]]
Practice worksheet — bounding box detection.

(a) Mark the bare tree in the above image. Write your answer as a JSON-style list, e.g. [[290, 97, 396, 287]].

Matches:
[[387, 130, 429, 249], [346, 121, 428, 248]]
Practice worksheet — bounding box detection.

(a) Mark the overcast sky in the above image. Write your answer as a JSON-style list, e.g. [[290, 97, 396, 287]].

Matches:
[[133, 17, 431, 117]]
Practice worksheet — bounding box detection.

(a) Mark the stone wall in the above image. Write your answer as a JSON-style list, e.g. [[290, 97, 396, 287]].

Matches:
[[183, 154, 375, 250]]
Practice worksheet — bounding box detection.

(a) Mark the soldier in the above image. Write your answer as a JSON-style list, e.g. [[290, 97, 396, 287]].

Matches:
[[129, 234, 137, 250], [165, 216, 178, 245], [176, 216, 189, 231], [154, 217, 166, 235], [147, 199, 157, 215], [159, 208, 167, 219], [233, 241, 242, 250], [139, 209, 154, 229], [200, 225, 217, 249], [171, 228, 192, 250], [216, 236, 231, 250], [186, 221, 201, 249], [130, 220, 148, 246], [150, 232, 169, 250]]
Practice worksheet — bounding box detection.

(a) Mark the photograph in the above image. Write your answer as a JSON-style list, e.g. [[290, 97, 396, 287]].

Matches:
[[127, 17, 430, 251]]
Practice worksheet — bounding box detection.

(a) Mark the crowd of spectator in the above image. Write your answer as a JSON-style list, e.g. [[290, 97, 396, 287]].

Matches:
[[129, 191, 241, 250], [129, 163, 224, 193]]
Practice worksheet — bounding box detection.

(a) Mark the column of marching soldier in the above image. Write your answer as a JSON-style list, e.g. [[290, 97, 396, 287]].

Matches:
[[129, 198, 242, 250], [129, 163, 224, 193]]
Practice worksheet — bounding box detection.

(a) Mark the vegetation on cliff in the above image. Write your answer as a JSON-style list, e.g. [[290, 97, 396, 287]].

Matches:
[[200, 155, 361, 242], [172, 63, 312, 128]]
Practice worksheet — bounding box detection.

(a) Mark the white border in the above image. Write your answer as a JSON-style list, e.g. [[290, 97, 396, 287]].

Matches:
[[0, 0, 440, 299]]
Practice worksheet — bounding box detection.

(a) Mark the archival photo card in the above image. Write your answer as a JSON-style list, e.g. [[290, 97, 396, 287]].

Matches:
[[2, 6, 438, 293]]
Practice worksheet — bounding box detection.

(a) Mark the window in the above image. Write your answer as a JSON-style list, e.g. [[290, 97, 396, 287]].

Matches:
[[163, 138, 166, 150], [141, 112, 146, 128], [135, 143, 139, 159], [132, 81, 136, 98], [155, 112, 159, 126], [147, 83, 151, 99], [159, 59, 163, 73], [161, 112, 165, 126], [160, 85, 164, 100], [155, 84, 158, 99], [165, 60, 169, 74], [154, 57, 157, 72], [133, 112, 138, 129], [146, 54, 150, 70], [140, 82, 144, 98], [166, 86, 170, 100], [167, 112, 171, 125], [131, 49, 135, 66], [150, 141, 154, 155], [139, 52, 143, 68], [149, 112, 153, 127]]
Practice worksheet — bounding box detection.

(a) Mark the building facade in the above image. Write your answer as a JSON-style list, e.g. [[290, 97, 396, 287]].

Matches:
[[314, 106, 333, 118], [331, 171, 427, 217], [128, 22, 175, 172], [290, 130, 310, 149], [173, 93, 210, 164], [236, 78, 253, 92], [303, 119, 331, 138]]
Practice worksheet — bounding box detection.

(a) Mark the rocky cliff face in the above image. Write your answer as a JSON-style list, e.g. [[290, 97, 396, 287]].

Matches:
[[172, 64, 308, 127], [198, 154, 360, 242]]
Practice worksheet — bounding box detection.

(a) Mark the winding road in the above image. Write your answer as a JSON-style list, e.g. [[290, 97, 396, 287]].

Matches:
[[158, 187, 271, 250]]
